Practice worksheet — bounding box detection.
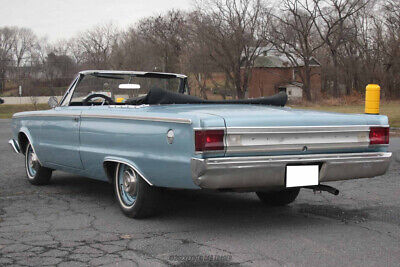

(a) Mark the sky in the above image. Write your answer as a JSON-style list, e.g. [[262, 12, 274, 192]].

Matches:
[[0, 0, 193, 42]]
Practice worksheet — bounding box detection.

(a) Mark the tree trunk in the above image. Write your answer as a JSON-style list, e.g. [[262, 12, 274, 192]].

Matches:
[[233, 69, 244, 99], [303, 65, 312, 101], [200, 78, 208, 100], [0, 71, 4, 94], [332, 53, 340, 98], [237, 88, 245, 99]]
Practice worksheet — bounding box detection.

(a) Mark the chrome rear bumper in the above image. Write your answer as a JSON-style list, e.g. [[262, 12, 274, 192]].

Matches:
[[9, 139, 21, 154], [191, 152, 392, 189]]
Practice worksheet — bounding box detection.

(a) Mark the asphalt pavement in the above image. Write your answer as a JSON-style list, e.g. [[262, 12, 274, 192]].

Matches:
[[0, 119, 399, 266]]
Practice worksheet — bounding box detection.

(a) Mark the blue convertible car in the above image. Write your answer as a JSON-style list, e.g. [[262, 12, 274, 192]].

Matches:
[[9, 70, 392, 218]]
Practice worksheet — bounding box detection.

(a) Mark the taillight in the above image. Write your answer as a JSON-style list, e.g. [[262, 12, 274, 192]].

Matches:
[[369, 127, 389, 145], [195, 130, 225, 152]]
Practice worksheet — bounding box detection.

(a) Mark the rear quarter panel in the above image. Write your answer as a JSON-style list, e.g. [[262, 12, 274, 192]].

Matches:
[[79, 107, 225, 189]]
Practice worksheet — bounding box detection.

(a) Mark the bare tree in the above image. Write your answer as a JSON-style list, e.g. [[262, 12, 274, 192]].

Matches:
[[12, 27, 37, 68], [313, 0, 369, 97], [0, 27, 17, 93], [66, 38, 86, 65], [193, 0, 268, 99], [77, 23, 120, 69], [336, 0, 377, 95], [374, 0, 400, 98], [266, 0, 325, 100], [138, 10, 188, 73], [1, 0, 400, 100]]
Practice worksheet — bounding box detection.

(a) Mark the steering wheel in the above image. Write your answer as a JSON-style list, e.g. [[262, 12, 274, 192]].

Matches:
[[82, 93, 115, 106]]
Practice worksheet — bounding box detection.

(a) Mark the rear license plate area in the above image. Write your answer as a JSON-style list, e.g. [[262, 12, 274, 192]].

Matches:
[[286, 165, 319, 187]]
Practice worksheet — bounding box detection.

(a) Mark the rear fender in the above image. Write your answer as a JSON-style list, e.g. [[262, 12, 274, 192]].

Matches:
[[103, 156, 152, 186]]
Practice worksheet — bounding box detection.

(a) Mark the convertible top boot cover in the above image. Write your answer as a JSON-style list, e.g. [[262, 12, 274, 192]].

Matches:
[[142, 88, 288, 106]]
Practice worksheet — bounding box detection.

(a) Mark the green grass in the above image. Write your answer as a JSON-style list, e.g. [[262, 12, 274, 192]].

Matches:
[[290, 101, 400, 127], [1, 101, 399, 127], [0, 104, 49, 119]]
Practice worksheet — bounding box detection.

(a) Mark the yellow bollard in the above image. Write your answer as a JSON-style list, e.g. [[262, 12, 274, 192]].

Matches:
[[365, 84, 380, 114]]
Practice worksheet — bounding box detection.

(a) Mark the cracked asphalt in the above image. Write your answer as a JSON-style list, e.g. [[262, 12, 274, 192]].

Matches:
[[0, 119, 400, 266]]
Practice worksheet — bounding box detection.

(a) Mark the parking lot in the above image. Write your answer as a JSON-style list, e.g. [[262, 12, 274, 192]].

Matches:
[[0, 118, 399, 266]]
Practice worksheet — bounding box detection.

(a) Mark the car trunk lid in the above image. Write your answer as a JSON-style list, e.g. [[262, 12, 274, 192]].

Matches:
[[183, 104, 388, 156]]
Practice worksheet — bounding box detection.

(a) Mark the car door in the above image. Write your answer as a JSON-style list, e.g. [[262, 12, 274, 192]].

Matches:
[[38, 106, 83, 169]]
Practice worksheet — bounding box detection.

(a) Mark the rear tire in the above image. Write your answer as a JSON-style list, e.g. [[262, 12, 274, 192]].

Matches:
[[114, 163, 158, 218], [256, 188, 300, 206], [25, 143, 52, 185]]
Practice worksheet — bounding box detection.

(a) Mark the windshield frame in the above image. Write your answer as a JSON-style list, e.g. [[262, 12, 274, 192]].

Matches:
[[60, 70, 188, 107]]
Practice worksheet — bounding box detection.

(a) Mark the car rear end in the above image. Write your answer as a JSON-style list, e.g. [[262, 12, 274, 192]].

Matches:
[[190, 106, 392, 191]]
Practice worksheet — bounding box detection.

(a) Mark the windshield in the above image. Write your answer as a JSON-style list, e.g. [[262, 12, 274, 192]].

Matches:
[[65, 73, 185, 106]]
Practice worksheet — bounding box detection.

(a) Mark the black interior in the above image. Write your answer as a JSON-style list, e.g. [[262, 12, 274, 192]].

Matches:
[[70, 87, 288, 107], [82, 93, 115, 106]]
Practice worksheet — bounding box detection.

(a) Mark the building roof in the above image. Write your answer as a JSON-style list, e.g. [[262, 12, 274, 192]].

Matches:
[[252, 48, 321, 68], [279, 81, 304, 88]]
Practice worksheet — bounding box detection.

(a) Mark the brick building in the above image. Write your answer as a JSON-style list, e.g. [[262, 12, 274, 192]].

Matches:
[[190, 50, 321, 100], [247, 51, 321, 100]]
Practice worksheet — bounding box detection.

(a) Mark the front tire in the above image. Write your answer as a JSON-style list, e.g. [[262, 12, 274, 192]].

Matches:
[[256, 188, 300, 206], [25, 143, 52, 185], [114, 163, 158, 218]]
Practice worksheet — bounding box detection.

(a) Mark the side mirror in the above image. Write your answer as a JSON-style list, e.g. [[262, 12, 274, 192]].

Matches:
[[48, 96, 58, 108]]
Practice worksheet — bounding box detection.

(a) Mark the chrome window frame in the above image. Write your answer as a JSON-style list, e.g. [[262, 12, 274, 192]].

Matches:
[[59, 75, 81, 107], [61, 71, 188, 107]]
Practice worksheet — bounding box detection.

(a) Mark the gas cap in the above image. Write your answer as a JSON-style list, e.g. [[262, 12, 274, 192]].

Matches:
[[167, 129, 175, 144]]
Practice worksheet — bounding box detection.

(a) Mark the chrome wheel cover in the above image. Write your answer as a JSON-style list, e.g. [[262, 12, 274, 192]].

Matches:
[[116, 164, 138, 207], [26, 145, 39, 179]]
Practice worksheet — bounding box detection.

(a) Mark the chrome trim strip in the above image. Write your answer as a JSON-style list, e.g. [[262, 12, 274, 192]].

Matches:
[[13, 113, 77, 118], [12, 113, 192, 124], [81, 114, 192, 124], [193, 127, 227, 130], [224, 125, 386, 154], [8, 139, 21, 154], [200, 152, 392, 164], [191, 152, 392, 189], [59, 75, 80, 106], [226, 125, 389, 133], [225, 142, 372, 153], [103, 159, 153, 186]]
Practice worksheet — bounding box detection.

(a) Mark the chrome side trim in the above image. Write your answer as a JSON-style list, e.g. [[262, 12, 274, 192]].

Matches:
[[82, 114, 192, 124], [13, 113, 192, 124], [13, 113, 77, 118], [103, 159, 153, 186], [8, 139, 21, 154], [191, 152, 392, 189]]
